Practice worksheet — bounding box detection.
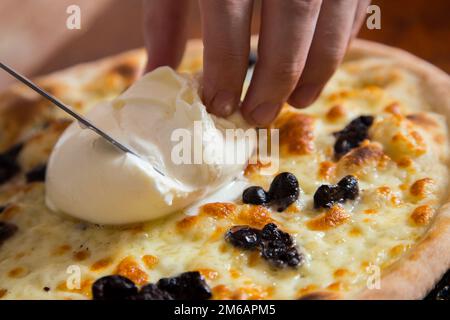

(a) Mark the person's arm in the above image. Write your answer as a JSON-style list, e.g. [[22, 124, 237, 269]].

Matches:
[[144, 0, 370, 126]]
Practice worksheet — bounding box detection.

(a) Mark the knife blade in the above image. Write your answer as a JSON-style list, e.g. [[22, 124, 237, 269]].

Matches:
[[0, 62, 165, 176]]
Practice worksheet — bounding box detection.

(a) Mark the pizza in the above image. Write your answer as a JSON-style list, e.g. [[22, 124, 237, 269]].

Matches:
[[0, 38, 449, 300]]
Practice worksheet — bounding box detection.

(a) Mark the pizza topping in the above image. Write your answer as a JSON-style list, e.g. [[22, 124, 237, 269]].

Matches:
[[92, 271, 211, 300], [25, 164, 47, 183], [157, 271, 212, 300], [337, 175, 359, 200], [0, 222, 18, 245], [268, 172, 300, 211], [279, 113, 315, 155], [132, 283, 174, 300], [92, 275, 138, 300], [260, 223, 303, 268], [307, 205, 350, 231], [0, 143, 23, 184], [334, 115, 374, 158], [242, 186, 269, 206], [241, 172, 300, 211], [226, 223, 303, 269], [314, 175, 359, 209], [225, 226, 261, 250]]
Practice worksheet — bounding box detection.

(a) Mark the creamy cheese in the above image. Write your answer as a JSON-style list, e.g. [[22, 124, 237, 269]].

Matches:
[[45, 67, 255, 225]]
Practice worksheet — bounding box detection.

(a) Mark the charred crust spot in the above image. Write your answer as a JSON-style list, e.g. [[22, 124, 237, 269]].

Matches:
[[198, 269, 219, 280], [326, 105, 346, 121], [407, 113, 438, 128], [8, 267, 27, 278], [91, 257, 114, 271], [318, 161, 336, 180], [212, 285, 233, 299], [307, 205, 350, 231], [73, 249, 91, 261], [244, 160, 271, 177], [111, 62, 137, 80], [52, 244, 71, 256], [396, 156, 413, 168], [338, 142, 385, 168], [142, 255, 159, 269], [176, 216, 199, 230], [384, 102, 402, 115], [115, 256, 148, 285], [410, 178, 434, 199], [0, 94, 52, 148], [0, 289, 7, 298], [2, 204, 22, 220], [0, 221, 18, 245], [200, 202, 236, 218], [298, 291, 340, 300], [279, 113, 315, 155], [238, 205, 272, 228], [410, 205, 434, 226]]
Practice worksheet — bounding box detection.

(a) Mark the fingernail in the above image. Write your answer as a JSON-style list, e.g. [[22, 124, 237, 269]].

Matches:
[[209, 91, 236, 117], [290, 84, 321, 108], [250, 102, 280, 126]]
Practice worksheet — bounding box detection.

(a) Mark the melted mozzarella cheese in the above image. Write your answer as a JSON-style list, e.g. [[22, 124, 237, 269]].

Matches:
[[0, 56, 448, 300]]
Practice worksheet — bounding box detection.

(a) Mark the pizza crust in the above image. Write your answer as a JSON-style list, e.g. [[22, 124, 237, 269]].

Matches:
[[343, 40, 450, 300]]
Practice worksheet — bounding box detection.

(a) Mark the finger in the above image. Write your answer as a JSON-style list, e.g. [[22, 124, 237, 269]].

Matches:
[[288, 0, 358, 108], [200, 0, 254, 117], [241, 0, 322, 126], [351, 0, 371, 39], [143, 0, 190, 72]]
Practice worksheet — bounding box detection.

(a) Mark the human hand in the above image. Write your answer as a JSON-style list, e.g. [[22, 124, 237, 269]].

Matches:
[[144, 0, 370, 126]]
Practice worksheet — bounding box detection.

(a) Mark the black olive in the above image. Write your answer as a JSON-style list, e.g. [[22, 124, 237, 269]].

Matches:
[[131, 283, 173, 300], [334, 115, 374, 158], [260, 223, 303, 268], [313, 185, 344, 209], [268, 172, 300, 212], [242, 186, 270, 206], [225, 225, 261, 250], [157, 271, 212, 300], [0, 205, 6, 214], [337, 175, 359, 200], [0, 222, 18, 245], [225, 223, 303, 269], [0, 143, 23, 185], [425, 269, 450, 300], [92, 275, 138, 300], [26, 164, 47, 183]]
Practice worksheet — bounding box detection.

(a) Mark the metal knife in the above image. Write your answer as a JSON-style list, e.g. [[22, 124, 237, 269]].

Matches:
[[0, 62, 165, 176]]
